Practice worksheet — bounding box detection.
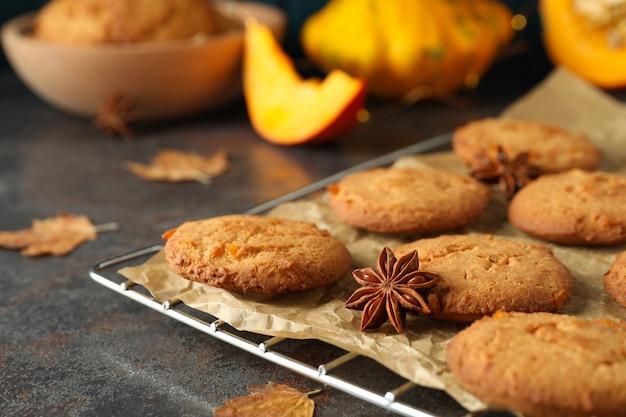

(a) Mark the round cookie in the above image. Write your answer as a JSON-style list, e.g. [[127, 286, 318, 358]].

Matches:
[[452, 117, 602, 173], [34, 0, 223, 44], [604, 251, 626, 308], [446, 312, 626, 417], [162, 214, 352, 294], [394, 234, 573, 321], [508, 169, 626, 245], [327, 166, 490, 234]]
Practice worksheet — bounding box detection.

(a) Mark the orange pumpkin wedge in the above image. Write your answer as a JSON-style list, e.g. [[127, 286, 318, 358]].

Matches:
[[243, 20, 366, 145], [540, 0, 626, 89]]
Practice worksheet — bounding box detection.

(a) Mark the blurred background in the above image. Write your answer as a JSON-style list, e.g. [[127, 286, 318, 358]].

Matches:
[[0, 0, 547, 68]]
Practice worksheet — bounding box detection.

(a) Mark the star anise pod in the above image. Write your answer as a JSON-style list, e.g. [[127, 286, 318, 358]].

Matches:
[[344, 247, 440, 333], [470, 144, 540, 200], [93, 93, 135, 138]]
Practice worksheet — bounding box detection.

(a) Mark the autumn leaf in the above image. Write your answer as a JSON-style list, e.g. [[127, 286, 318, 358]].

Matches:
[[93, 93, 135, 138], [125, 149, 229, 184], [214, 382, 319, 417], [0, 212, 105, 256]]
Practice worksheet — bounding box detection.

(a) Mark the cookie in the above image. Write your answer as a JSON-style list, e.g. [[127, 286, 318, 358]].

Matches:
[[394, 234, 573, 321], [34, 0, 223, 44], [452, 118, 602, 173], [327, 166, 490, 234], [446, 312, 626, 417], [508, 169, 626, 245], [162, 214, 352, 294], [604, 251, 626, 308]]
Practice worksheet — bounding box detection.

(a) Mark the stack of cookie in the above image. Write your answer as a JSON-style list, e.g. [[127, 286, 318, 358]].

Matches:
[[447, 118, 626, 417], [454, 117, 626, 246], [450, 117, 626, 302], [305, 116, 626, 416], [33, 0, 227, 45], [159, 116, 626, 417]]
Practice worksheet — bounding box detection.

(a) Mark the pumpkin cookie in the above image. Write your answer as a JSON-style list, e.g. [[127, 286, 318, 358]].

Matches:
[[508, 169, 626, 245], [604, 251, 626, 308], [446, 312, 626, 417], [327, 166, 490, 234], [34, 0, 224, 44], [452, 118, 602, 173], [162, 214, 352, 294], [394, 234, 573, 321]]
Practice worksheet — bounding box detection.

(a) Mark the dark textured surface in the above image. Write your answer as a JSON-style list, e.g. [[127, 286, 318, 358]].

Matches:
[[1, 51, 552, 417]]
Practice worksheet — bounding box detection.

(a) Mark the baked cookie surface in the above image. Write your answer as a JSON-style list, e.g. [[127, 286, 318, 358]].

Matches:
[[508, 169, 626, 245], [605, 251, 626, 308], [327, 166, 490, 234], [162, 214, 352, 294], [34, 0, 223, 44], [452, 117, 602, 173], [394, 234, 573, 321], [446, 312, 626, 417]]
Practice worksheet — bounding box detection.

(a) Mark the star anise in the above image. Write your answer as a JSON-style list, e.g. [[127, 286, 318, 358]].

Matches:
[[93, 93, 135, 138], [344, 247, 440, 333], [470, 144, 540, 200]]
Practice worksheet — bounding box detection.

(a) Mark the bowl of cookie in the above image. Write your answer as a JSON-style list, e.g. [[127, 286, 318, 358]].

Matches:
[[1, 0, 286, 121]]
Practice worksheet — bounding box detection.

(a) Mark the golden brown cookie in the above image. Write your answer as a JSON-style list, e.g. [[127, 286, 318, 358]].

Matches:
[[446, 312, 626, 417], [162, 214, 352, 294], [604, 251, 626, 308], [327, 166, 490, 234], [452, 117, 602, 173], [508, 169, 626, 245], [34, 0, 223, 44], [394, 234, 573, 321]]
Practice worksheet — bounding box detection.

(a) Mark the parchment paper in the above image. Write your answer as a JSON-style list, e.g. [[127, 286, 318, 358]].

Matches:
[[119, 68, 626, 412]]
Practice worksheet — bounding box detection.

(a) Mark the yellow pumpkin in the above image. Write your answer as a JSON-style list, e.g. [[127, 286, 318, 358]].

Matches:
[[301, 0, 514, 99], [540, 0, 626, 89]]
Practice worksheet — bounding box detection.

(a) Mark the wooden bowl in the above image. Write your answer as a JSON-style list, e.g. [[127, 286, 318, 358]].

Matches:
[[1, 1, 286, 120]]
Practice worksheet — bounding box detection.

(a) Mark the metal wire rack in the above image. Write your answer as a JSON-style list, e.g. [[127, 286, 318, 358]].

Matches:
[[88, 134, 516, 417], [90, 244, 441, 417]]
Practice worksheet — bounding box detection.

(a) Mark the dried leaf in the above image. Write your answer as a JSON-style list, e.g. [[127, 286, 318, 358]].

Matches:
[[93, 93, 135, 138], [0, 212, 98, 256], [125, 149, 229, 184], [214, 382, 317, 417]]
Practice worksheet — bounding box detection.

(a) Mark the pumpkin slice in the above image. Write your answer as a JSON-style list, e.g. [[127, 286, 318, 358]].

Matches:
[[540, 0, 626, 89], [243, 20, 366, 145]]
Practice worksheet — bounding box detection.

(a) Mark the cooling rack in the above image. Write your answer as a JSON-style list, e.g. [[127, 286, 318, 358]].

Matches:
[[90, 244, 442, 417], [89, 133, 516, 417]]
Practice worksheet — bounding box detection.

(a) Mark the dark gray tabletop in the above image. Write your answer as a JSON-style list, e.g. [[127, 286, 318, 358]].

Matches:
[[1, 53, 552, 417]]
